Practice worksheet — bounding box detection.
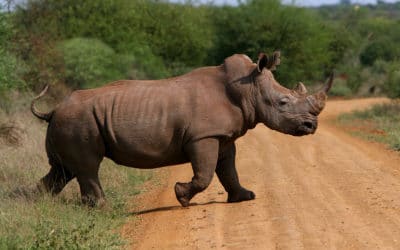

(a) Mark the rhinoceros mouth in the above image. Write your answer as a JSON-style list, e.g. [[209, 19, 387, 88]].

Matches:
[[293, 129, 311, 136], [293, 120, 317, 136]]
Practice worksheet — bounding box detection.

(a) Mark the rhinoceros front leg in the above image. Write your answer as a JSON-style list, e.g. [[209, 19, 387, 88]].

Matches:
[[175, 138, 219, 207], [216, 143, 255, 203]]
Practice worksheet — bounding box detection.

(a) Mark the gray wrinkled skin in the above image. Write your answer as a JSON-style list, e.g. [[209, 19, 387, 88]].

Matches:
[[31, 52, 333, 207]]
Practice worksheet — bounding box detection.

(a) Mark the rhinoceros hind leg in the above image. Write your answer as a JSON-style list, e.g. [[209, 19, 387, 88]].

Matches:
[[77, 173, 105, 207], [216, 143, 255, 203], [174, 138, 219, 207], [38, 161, 75, 195]]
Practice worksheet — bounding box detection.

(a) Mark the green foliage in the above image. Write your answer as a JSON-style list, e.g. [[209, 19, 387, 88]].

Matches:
[[0, 51, 26, 92], [355, 17, 400, 95], [13, 0, 214, 89], [329, 78, 353, 97], [360, 38, 398, 66], [326, 25, 355, 66], [209, 0, 336, 86], [138, 1, 214, 69], [126, 44, 169, 80], [383, 62, 400, 98], [59, 37, 171, 88], [0, 12, 26, 93], [0, 11, 27, 113], [0, 12, 11, 46], [59, 38, 127, 88], [8, 0, 400, 97], [13, 0, 141, 50], [357, 17, 400, 43]]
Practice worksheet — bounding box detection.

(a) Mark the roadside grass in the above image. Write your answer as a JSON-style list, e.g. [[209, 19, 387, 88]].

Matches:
[[338, 100, 400, 151], [0, 109, 152, 249]]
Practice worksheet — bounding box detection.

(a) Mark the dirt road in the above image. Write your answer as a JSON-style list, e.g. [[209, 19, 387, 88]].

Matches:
[[123, 98, 400, 249]]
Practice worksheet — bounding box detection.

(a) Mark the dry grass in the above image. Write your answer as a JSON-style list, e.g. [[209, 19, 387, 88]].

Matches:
[[0, 121, 25, 146], [338, 100, 400, 151]]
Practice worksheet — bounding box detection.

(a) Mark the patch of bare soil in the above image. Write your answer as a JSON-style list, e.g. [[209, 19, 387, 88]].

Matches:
[[123, 97, 400, 249]]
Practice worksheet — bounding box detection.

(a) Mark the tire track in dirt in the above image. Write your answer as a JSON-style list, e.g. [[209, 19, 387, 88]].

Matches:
[[123, 97, 400, 249]]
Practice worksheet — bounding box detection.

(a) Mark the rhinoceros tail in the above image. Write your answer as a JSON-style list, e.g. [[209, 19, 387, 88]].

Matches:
[[31, 85, 53, 122]]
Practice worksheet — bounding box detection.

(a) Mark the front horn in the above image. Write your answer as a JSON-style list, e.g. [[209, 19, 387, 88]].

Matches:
[[322, 72, 334, 93], [309, 72, 335, 114]]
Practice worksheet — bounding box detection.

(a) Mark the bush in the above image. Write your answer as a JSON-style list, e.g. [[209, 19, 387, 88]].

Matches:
[[125, 44, 169, 80], [0, 12, 26, 93], [329, 78, 353, 97], [0, 12, 27, 112], [383, 63, 400, 98], [59, 38, 127, 88], [359, 38, 397, 66], [139, 2, 214, 69], [13, 0, 214, 85], [209, 0, 334, 86], [0, 51, 26, 92]]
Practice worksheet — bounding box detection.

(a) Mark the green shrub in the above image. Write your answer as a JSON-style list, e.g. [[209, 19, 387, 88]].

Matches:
[[209, 0, 334, 86], [59, 37, 172, 88], [126, 44, 169, 80], [10, 0, 400, 97], [345, 65, 363, 93], [0, 12, 26, 93], [359, 38, 397, 66], [0, 12, 27, 112], [13, 0, 213, 85], [383, 63, 400, 98], [329, 78, 353, 97], [371, 59, 389, 74], [59, 38, 127, 88], [138, 1, 214, 69], [0, 51, 26, 92]]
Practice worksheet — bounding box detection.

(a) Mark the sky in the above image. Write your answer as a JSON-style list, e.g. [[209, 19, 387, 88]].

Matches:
[[1, 0, 399, 9], [182, 0, 399, 6], [283, 0, 398, 6]]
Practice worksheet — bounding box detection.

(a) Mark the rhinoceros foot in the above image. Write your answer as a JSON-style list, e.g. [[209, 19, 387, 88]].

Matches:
[[227, 187, 255, 203], [175, 182, 193, 207]]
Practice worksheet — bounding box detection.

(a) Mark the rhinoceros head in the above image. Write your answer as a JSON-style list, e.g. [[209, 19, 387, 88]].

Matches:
[[224, 52, 333, 136]]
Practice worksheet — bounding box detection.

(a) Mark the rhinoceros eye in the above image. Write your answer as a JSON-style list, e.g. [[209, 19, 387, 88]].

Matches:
[[278, 97, 289, 106]]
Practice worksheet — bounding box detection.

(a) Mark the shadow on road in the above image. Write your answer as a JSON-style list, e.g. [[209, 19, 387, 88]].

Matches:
[[128, 200, 226, 216]]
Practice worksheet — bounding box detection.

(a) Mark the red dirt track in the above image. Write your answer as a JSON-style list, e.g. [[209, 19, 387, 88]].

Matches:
[[123, 98, 400, 249]]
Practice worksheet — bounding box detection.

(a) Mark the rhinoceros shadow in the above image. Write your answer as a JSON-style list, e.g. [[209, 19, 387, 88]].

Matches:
[[128, 201, 226, 216]]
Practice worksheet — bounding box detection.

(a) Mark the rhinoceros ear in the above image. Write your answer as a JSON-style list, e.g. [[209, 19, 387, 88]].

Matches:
[[257, 51, 280, 72], [257, 53, 268, 72]]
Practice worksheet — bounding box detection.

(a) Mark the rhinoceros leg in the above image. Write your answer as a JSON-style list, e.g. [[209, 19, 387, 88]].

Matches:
[[175, 138, 219, 207], [77, 172, 105, 207], [216, 143, 255, 203], [39, 158, 75, 195]]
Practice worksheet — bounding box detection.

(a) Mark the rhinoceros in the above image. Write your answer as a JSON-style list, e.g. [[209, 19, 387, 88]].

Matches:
[[31, 52, 333, 207]]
